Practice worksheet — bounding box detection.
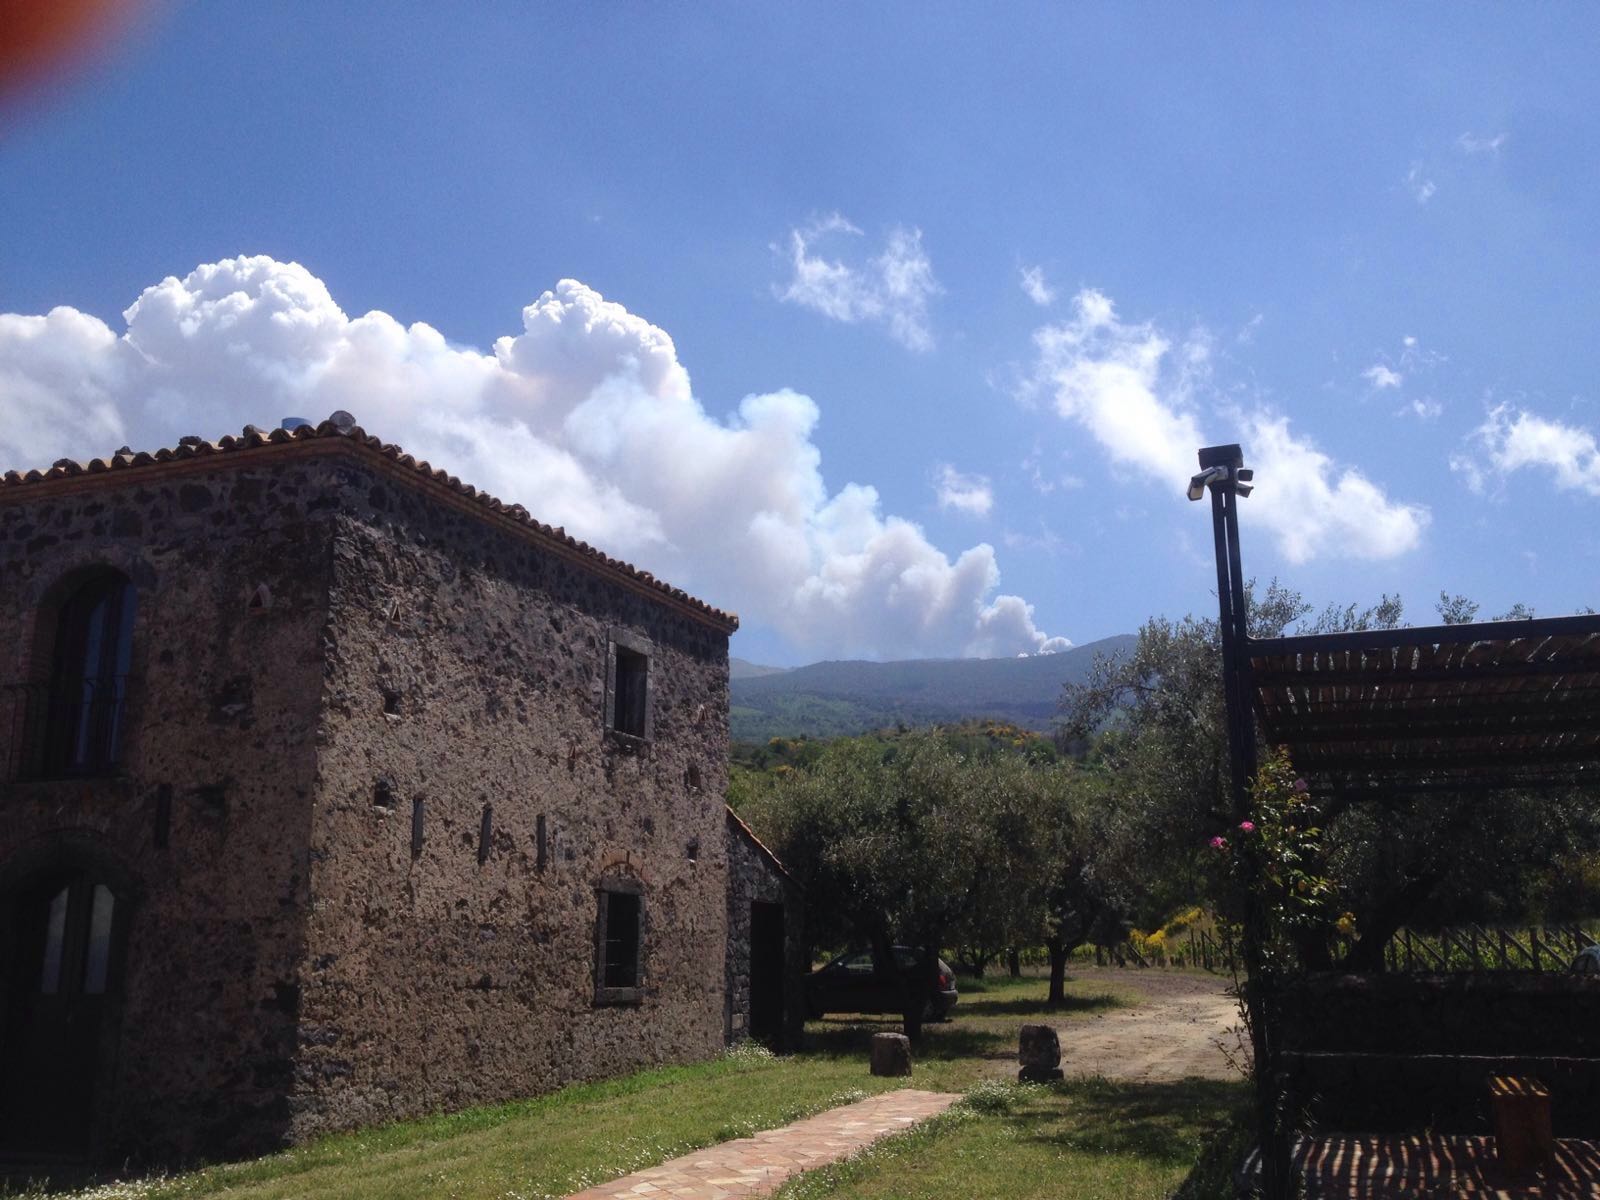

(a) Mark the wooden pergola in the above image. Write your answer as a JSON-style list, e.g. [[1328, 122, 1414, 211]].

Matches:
[[1248, 612, 1600, 796], [1189, 443, 1600, 1198]]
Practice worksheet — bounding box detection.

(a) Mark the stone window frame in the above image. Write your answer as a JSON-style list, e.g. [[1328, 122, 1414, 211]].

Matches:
[[603, 629, 654, 745], [593, 877, 645, 1006]]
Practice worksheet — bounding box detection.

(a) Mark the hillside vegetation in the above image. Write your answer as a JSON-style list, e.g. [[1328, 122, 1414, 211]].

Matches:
[[728, 634, 1134, 741]]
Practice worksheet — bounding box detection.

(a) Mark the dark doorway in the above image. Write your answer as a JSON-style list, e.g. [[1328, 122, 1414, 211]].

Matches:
[[749, 901, 786, 1048], [0, 870, 129, 1157]]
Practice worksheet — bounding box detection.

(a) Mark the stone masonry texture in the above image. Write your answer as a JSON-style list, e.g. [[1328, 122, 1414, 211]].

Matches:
[[0, 423, 762, 1163]]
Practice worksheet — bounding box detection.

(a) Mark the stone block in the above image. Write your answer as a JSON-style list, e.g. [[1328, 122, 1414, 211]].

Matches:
[[871, 1032, 913, 1077], [1018, 1023, 1063, 1082]]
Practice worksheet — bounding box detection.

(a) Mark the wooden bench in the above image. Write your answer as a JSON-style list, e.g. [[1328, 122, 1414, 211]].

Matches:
[[1488, 1074, 1553, 1171]]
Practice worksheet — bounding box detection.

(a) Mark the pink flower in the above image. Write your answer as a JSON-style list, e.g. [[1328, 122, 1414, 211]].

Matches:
[[1293, 778, 1309, 793], [1209, 835, 1228, 850], [1239, 821, 1256, 833]]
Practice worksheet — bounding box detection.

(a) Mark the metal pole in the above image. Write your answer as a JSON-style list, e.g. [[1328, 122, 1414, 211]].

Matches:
[[1210, 485, 1246, 813], [1192, 444, 1286, 1199], [1221, 487, 1257, 787]]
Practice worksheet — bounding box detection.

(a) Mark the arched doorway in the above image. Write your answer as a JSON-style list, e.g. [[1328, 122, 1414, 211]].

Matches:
[[0, 867, 131, 1157]]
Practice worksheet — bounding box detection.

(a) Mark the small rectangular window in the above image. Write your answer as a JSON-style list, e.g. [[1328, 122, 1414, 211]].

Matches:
[[603, 892, 640, 987], [612, 648, 648, 738], [595, 883, 644, 1004]]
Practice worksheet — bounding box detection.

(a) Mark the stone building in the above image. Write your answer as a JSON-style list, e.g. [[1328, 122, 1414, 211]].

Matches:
[[0, 414, 797, 1164], [724, 809, 804, 1051]]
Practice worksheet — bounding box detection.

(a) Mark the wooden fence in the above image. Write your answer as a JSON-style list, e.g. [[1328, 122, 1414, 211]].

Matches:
[[1381, 922, 1598, 973], [1086, 922, 1597, 975]]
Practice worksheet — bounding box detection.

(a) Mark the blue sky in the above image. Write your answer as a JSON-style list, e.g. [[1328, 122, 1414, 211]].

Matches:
[[4, 5, 1599, 664]]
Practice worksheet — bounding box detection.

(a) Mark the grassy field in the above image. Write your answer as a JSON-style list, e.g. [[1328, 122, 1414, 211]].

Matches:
[[15, 974, 1245, 1200]]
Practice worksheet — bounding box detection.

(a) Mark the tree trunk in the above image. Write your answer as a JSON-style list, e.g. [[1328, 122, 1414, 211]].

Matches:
[[1340, 872, 1442, 972], [1046, 936, 1068, 1007], [1008, 947, 1022, 978], [900, 944, 939, 1043]]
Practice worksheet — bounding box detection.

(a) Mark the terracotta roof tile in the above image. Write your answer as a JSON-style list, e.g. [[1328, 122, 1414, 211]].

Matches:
[[2, 413, 738, 633], [726, 806, 797, 883]]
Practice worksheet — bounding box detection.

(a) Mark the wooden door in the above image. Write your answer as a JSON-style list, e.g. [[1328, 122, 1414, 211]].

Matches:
[[1, 873, 124, 1156]]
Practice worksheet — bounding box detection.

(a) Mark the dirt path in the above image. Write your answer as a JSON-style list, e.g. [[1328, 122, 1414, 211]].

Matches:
[[993, 968, 1242, 1083]]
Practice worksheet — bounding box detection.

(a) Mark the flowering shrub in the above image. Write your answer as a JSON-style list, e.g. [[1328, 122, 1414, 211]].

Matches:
[[1211, 746, 1347, 980]]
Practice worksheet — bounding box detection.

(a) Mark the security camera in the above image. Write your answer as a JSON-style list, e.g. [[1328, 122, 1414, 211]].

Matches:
[[1187, 466, 1228, 501]]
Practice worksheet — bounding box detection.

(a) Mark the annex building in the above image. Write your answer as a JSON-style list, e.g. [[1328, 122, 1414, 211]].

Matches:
[[0, 414, 801, 1163]]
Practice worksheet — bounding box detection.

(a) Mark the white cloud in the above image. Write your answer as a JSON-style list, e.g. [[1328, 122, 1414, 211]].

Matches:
[[1400, 334, 1446, 372], [1459, 404, 1600, 497], [934, 464, 994, 516], [1363, 364, 1403, 390], [1241, 412, 1430, 563], [1, 255, 1061, 660], [1019, 265, 1055, 307], [774, 215, 940, 351], [1030, 288, 1428, 563], [1406, 397, 1443, 421], [1457, 131, 1507, 156], [1020, 444, 1083, 495], [1405, 162, 1437, 205], [1031, 288, 1207, 484]]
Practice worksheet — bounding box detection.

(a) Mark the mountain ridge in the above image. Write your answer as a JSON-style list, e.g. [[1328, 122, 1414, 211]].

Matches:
[[728, 634, 1136, 742]]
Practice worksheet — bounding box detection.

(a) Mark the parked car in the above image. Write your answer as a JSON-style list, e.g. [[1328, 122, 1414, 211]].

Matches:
[[1571, 945, 1600, 975], [804, 946, 958, 1021]]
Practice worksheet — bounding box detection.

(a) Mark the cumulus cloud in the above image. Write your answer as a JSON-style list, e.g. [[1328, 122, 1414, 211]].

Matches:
[[1456, 404, 1600, 497], [1029, 289, 1429, 563], [1019, 266, 1055, 307], [774, 215, 940, 351], [934, 464, 994, 517], [1363, 364, 1403, 390], [1, 256, 1060, 660]]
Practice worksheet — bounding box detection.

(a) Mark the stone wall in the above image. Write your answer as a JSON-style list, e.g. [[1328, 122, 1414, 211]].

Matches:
[[292, 454, 733, 1137], [724, 812, 805, 1050], [0, 458, 333, 1160]]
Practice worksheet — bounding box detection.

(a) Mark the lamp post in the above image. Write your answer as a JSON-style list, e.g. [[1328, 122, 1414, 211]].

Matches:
[[1188, 444, 1288, 1199], [1188, 444, 1255, 814]]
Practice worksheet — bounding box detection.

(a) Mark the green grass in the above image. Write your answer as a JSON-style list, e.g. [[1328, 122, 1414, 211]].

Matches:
[[20, 974, 1244, 1200], [772, 1077, 1249, 1200], [10, 1051, 893, 1200]]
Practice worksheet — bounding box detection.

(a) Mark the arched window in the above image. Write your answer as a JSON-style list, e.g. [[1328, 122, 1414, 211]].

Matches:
[[41, 571, 137, 777]]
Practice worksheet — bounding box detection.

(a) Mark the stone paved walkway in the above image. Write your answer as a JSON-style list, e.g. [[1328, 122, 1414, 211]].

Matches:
[[564, 1088, 960, 1199]]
